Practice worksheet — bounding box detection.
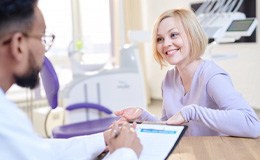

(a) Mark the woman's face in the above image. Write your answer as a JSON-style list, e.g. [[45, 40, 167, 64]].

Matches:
[[156, 17, 191, 67]]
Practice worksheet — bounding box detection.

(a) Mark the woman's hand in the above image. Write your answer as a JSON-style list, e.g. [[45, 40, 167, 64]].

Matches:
[[166, 112, 186, 125], [114, 107, 143, 123]]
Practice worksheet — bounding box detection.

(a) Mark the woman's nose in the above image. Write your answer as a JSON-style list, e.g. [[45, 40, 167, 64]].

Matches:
[[163, 37, 172, 47]]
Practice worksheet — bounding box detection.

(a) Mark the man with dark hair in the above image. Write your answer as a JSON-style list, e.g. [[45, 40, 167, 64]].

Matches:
[[0, 0, 142, 159]]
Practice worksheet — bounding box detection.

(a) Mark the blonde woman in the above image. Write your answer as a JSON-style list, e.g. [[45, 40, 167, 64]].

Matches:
[[115, 8, 260, 138]]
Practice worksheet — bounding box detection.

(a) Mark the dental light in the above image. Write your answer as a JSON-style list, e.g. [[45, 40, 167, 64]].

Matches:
[[195, 0, 257, 43]]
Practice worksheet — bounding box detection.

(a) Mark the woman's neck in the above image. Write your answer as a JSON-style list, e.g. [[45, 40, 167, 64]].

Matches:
[[177, 59, 202, 93]]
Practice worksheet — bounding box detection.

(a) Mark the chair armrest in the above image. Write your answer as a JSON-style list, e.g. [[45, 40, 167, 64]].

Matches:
[[66, 103, 113, 115]]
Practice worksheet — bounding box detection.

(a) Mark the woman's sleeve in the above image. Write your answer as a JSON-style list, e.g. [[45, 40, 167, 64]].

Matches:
[[140, 110, 159, 121], [181, 74, 260, 138]]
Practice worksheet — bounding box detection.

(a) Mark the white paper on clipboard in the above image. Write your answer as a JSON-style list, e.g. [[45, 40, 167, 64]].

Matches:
[[136, 124, 187, 160]]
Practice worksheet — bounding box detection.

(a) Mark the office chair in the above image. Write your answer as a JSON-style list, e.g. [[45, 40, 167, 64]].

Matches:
[[40, 56, 119, 138]]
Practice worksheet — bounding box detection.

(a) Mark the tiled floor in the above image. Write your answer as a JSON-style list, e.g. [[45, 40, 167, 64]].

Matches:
[[148, 99, 260, 119]]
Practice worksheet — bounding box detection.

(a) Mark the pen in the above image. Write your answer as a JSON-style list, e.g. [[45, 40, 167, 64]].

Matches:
[[95, 129, 120, 159], [113, 129, 120, 138], [95, 150, 109, 160]]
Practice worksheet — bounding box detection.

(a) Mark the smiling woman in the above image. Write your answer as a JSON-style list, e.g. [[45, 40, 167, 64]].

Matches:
[[114, 8, 260, 138]]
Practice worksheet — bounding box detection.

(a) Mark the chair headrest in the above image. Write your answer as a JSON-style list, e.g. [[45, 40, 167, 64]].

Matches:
[[40, 56, 59, 109]]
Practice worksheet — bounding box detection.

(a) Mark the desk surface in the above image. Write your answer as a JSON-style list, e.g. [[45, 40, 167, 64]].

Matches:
[[169, 136, 260, 160]]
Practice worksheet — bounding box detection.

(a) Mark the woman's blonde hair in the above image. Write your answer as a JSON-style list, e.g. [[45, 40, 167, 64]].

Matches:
[[152, 8, 208, 68]]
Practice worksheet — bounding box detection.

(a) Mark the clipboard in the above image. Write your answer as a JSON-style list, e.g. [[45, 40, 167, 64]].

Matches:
[[136, 123, 187, 160], [96, 123, 187, 160]]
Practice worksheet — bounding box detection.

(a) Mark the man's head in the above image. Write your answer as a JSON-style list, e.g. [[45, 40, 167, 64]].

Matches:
[[0, 0, 37, 36], [0, 0, 51, 92]]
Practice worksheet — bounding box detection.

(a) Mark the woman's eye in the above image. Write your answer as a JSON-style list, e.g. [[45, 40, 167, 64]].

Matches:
[[170, 33, 179, 38], [156, 37, 163, 43]]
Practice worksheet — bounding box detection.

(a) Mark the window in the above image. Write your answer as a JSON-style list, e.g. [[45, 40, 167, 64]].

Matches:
[[38, 0, 72, 55], [79, 0, 112, 55], [39, 0, 112, 60]]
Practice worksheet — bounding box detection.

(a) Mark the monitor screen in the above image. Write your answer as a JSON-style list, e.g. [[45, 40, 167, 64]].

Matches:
[[227, 19, 255, 32]]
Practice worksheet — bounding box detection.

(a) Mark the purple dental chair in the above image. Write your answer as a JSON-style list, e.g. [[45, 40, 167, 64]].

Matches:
[[40, 56, 119, 138]]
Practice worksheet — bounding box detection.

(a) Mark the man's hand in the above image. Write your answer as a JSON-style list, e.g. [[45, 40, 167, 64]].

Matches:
[[107, 122, 143, 158]]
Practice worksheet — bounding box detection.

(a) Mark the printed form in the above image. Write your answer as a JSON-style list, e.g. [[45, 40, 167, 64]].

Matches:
[[136, 124, 187, 160]]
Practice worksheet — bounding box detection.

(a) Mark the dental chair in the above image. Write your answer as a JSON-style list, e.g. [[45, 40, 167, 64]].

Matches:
[[40, 56, 119, 138]]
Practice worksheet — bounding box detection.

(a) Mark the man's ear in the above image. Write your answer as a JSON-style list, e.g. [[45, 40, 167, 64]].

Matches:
[[9, 32, 28, 62]]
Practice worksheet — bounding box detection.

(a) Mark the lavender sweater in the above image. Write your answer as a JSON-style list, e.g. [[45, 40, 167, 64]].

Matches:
[[142, 60, 260, 138]]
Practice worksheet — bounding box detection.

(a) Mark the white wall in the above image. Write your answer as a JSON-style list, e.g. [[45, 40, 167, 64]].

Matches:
[[141, 0, 260, 109]]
